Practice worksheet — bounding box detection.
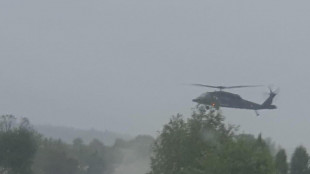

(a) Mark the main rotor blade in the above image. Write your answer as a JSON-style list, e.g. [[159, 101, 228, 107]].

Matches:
[[192, 84, 262, 89], [224, 85, 263, 89], [191, 84, 223, 89]]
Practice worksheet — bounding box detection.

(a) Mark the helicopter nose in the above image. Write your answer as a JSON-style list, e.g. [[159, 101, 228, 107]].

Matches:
[[192, 98, 199, 102]]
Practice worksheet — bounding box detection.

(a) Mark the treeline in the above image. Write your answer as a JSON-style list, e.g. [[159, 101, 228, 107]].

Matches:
[[0, 115, 153, 174], [148, 108, 310, 174], [34, 125, 131, 145], [0, 110, 310, 174]]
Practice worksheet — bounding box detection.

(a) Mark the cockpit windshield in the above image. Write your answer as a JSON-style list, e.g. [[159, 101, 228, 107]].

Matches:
[[199, 92, 209, 98], [198, 92, 212, 100]]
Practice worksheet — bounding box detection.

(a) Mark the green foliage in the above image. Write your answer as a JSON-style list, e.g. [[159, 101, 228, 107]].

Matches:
[[224, 134, 275, 174], [0, 115, 37, 174], [149, 114, 189, 174], [275, 149, 288, 174], [291, 146, 310, 174], [5, 111, 310, 174], [32, 139, 79, 174], [148, 109, 276, 174], [33, 138, 110, 174], [31, 132, 154, 174]]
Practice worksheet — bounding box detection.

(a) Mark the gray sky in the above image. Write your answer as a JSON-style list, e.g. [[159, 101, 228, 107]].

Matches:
[[1, 0, 310, 152]]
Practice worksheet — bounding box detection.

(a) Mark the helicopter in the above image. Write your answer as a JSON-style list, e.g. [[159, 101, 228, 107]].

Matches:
[[191, 84, 278, 116]]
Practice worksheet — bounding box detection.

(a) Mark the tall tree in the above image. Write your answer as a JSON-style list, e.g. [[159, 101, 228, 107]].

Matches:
[[215, 133, 275, 174], [275, 149, 288, 174], [291, 146, 309, 174], [148, 108, 276, 174], [0, 115, 37, 174], [149, 114, 189, 174]]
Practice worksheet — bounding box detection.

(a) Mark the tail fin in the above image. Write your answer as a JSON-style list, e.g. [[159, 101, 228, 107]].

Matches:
[[261, 88, 278, 109], [262, 93, 276, 106]]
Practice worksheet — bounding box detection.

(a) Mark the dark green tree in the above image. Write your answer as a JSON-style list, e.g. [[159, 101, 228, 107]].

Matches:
[[148, 109, 276, 174], [149, 114, 188, 174], [84, 139, 105, 174], [275, 149, 288, 174], [85, 152, 105, 174], [148, 109, 235, 174], [0, 115, 37, 174], [291, 146, 309, 174], [32, 139, 78, 174]]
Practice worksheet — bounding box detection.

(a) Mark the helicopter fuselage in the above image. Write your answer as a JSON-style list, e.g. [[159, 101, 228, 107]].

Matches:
[[192, 91, 276, 110]]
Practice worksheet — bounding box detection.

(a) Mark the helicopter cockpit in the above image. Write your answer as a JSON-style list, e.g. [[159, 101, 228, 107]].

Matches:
[[192, 92, 212, 103]]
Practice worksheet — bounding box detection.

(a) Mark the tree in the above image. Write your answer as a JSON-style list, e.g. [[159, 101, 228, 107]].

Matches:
[[0, 115, 37, 174], [84, 139, 105, 174], [149, 114, 189, 174], [32, 139, 79, 174], [148, 108, 276, 174], [275, 149, 288, 174], [291, 146, 309, 174], [73, 138, 84, 148], [85, 152, 105, 174], [148, 109, 232, 174]]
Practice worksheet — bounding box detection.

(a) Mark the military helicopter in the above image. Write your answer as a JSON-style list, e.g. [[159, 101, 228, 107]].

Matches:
[[192, 84, 278, 116]]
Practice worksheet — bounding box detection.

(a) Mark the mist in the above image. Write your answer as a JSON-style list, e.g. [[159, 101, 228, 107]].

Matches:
[[1, 0, 310, 173], [1, 0, 310, 151]]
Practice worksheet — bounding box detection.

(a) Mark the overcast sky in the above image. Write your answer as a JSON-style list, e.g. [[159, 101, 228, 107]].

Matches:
[[1, 0, 310, 152]]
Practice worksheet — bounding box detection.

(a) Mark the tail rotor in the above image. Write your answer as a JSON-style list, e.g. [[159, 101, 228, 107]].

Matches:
[[261, 86, 279, 109]]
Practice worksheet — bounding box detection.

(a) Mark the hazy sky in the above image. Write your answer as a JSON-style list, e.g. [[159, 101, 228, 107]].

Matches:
[[1, 0, 310, 152]]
